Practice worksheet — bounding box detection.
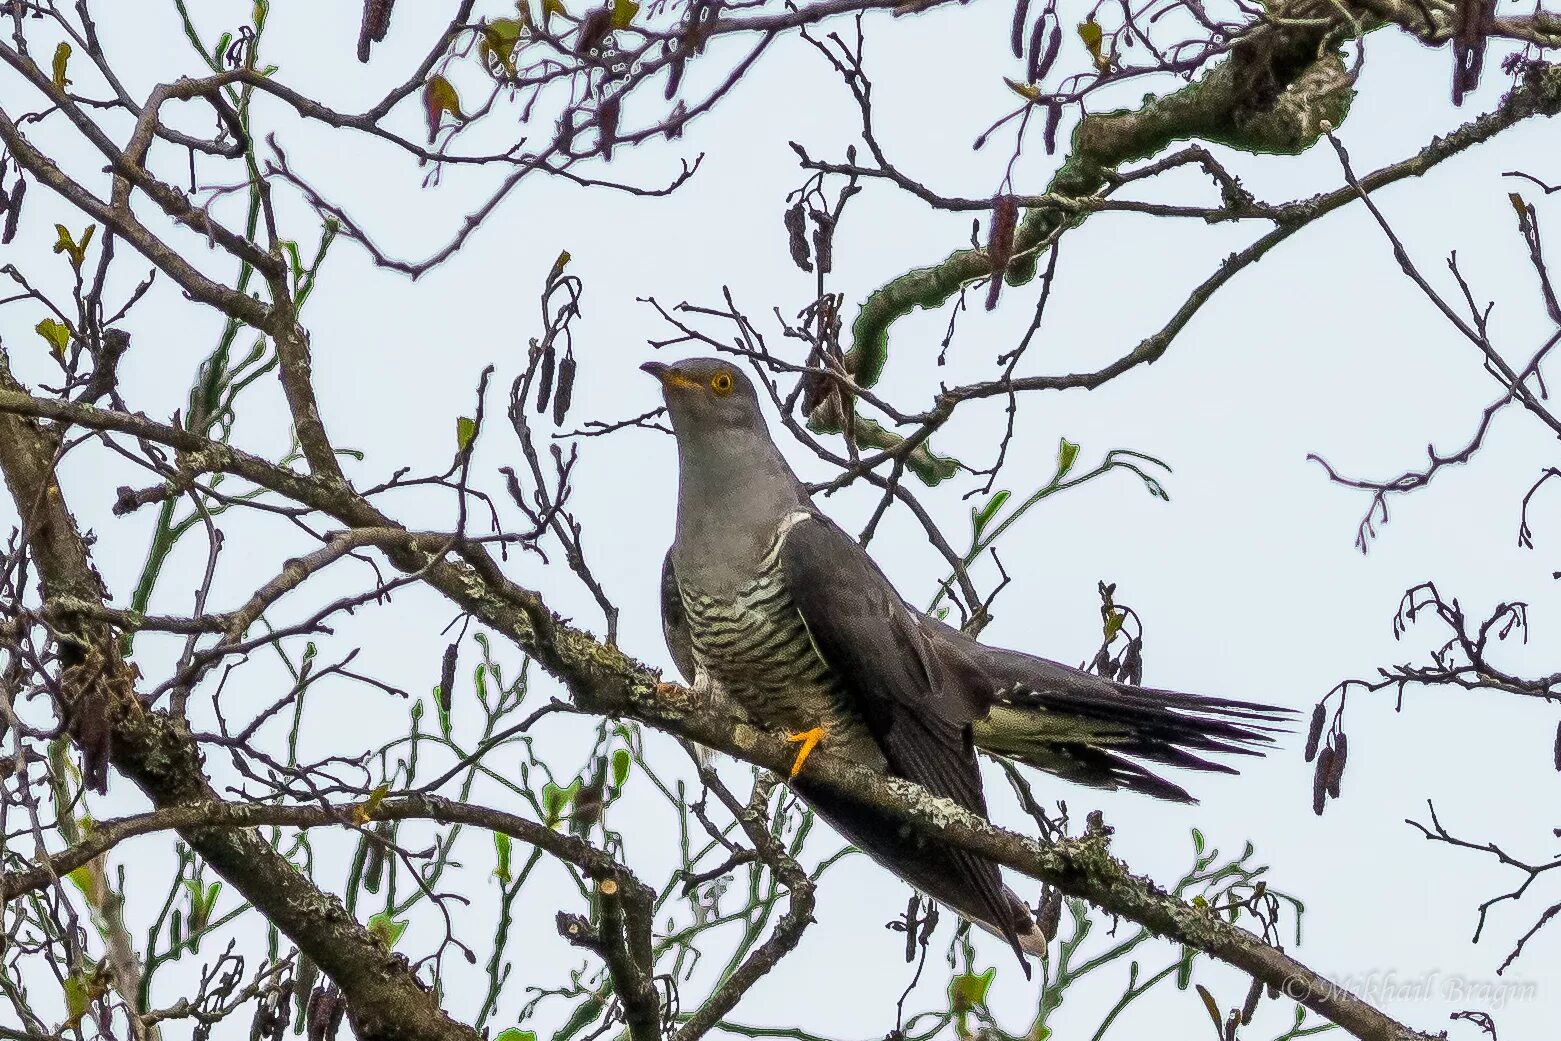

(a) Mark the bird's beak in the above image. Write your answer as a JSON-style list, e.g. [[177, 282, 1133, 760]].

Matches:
[[640, 361, 702, 390]]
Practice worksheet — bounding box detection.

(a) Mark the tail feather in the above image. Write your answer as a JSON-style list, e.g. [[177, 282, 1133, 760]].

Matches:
[[943, 633, 1293, 803]]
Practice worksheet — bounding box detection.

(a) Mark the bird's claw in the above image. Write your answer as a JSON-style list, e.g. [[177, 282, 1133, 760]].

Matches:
[[785, 726, 826, 778]]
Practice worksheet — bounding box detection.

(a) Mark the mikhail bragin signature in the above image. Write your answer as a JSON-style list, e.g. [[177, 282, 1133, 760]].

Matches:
[[1282, 971, 1538, 1011]]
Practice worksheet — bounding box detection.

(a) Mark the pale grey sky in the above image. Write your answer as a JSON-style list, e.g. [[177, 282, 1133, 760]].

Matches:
[[2, 3, 1557, 1039]]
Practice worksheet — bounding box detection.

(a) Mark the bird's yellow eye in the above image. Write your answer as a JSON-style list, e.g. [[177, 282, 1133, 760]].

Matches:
[[710, 371, 734, 396]]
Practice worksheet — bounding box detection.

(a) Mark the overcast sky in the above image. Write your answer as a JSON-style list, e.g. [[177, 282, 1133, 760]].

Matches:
[[2, 3, 1559, 1039]]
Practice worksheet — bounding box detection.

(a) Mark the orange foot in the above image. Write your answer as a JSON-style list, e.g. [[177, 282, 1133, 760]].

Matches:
[[785, 726, 826, 779]]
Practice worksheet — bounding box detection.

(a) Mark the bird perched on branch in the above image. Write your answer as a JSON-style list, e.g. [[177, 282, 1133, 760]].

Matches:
[[643, 356, 1289, 972]]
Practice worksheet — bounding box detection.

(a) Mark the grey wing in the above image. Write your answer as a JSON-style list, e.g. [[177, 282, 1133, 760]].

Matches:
[[660, 551, 697, 684], [780, 514, 1028, 964]]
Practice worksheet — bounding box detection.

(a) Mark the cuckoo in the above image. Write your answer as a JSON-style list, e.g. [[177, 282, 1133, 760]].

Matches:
[[644, 357, 1289, 970]]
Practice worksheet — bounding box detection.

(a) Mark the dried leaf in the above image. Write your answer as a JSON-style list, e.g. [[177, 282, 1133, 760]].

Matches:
[[479, 16, 525, 74], [1078, 18, 1107, 70], [422, 74, 462, 143], [1003, 76, 1042, 103], [783, 203, 812, 272], [52, 42, 72, 90], [1195, 984, 1223, 1035]]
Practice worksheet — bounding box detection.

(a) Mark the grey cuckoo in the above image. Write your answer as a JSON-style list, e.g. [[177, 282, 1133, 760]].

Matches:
[[644, 357, 1288, 970]]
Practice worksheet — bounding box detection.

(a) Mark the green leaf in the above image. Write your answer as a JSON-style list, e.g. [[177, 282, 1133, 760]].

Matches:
[[52, 223, 94, 270], [1055, 437, 1080, 480], [66, 861, 102, 908], [611, 748, 631, 788], [473, 661, 489, 705], [281, 240, 303, 282], [36, 318, 70, 357], [353, 784, 390, 825], [51, 42, 71, 89], [541, 0, 567, 27], [610, 0, 639, 28], [1103, 609, 1125, 643], [948, 968, 995, 1014], [971, 490, 1010, 537], [493, 831, 513, 884], [495, 1031, 537, 1041], [215, 31, 233, 66], [435, 687, 453, 740], [1191, 828, 1205, 855], [456, 415, 477, 453], [368, 911, 408, 948], [542, 778, 581, 828], [63, 973, 91, 1027]]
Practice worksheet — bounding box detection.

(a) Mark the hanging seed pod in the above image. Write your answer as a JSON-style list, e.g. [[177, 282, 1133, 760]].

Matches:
[[293, 956, 318, 1033], [535, 346, 556, 413], [1032, 21, 1061, 83], [552, 355, 576, 425], [169, 908, 183, 951], [357, 0, 395, 62], [362, 827, 387, 894], [1303, 703, 1326, 762], [1009, 0, 1031, 58], [1312, 746, 1334, 815], [664, 56, 685, 100], [271, 980, 293, 1041], [985, 195, 1018, 311], [437, 640, 457, 719], [1326, 733, 1347, 798], [810, 210, 834, 274], [2, 176, 24, 244], [1553, 720, 1560, 771], [1036, 886, 1063, 940], [598, 95, 620, 160], [1240, 977, 1263, 1024], [1043, 103, 1061, 154], [575, 6, 612, 55], [783, 203, 812, 272]]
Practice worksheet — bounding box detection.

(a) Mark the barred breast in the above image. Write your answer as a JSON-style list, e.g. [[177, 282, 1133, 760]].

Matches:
[[677, 525, 885, 772]]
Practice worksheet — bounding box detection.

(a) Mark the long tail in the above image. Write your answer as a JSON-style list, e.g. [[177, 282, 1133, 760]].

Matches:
[[953, 639, 1291, 804]]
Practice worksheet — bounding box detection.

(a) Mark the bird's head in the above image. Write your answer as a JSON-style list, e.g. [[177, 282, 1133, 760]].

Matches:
[[641, 357, 765, 439]]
